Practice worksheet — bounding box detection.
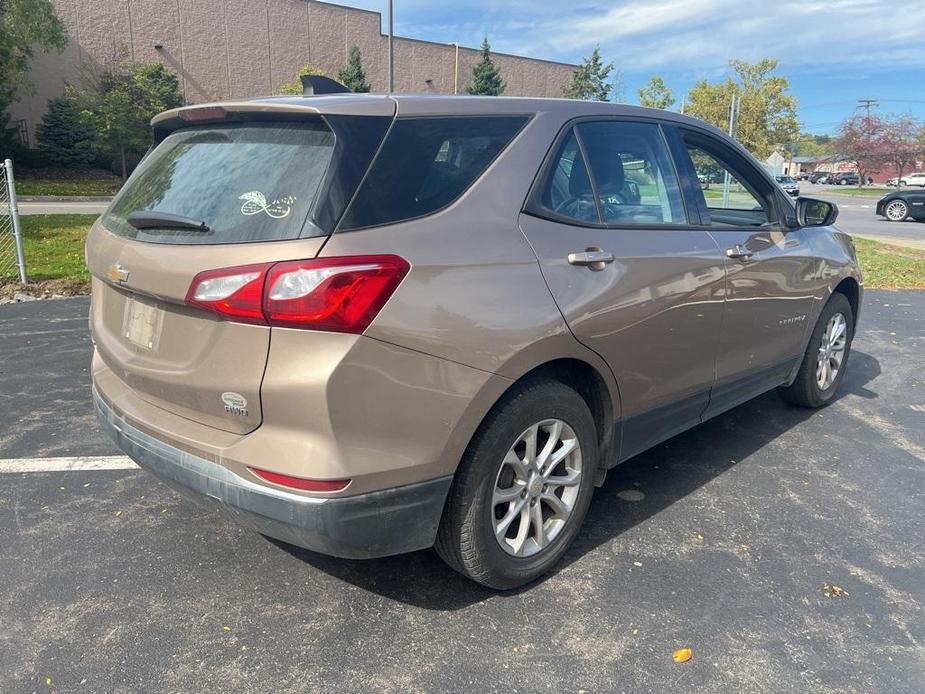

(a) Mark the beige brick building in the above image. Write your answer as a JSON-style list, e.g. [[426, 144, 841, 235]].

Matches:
[[10, 0, 576, 147]]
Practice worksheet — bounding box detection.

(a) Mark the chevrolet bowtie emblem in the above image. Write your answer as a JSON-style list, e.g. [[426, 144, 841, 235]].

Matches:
[[107, 264, 130, 284]]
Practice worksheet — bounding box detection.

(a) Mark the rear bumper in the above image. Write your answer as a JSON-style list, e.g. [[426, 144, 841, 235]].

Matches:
[[94, 388, 453, 559]]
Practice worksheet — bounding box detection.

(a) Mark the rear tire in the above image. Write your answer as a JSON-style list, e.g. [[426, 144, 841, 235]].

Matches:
[[435, 379, 598, 590], [779, 293, 854, 408], [885, 199, 909, 222]]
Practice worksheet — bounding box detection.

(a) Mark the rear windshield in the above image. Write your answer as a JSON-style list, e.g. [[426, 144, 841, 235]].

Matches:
[[339, 116, 528, 230], [103, 122, 335, 244]]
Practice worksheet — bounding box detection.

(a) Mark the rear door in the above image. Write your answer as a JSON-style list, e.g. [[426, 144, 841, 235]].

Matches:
[[674, 129, 818, 417], [88, 111, 391, 433], [519, 119, 726, 461]]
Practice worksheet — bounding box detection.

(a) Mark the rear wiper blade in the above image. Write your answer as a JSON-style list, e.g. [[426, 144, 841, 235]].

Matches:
[[127, 210, 211, 232]]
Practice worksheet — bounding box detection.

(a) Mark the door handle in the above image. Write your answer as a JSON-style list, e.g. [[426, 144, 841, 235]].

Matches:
[[725, 244, 754, 261], [567, 248, 614, 271]]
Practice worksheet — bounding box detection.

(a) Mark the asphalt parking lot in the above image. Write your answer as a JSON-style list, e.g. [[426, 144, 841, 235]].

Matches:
[[1, 294, 923, 693]]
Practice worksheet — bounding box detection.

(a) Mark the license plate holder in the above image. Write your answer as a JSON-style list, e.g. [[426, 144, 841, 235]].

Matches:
[[122, 297, 163, 350]]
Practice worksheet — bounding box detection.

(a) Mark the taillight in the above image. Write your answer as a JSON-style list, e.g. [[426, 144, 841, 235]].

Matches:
[[249, 467, 350, 493], [185, 262, 271, 325], [185, 255, 409, 333], [264, 255, 409, 333]]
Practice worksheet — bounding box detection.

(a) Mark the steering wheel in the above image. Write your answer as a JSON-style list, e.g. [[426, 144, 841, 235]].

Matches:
[[555, 194, 599, 222]]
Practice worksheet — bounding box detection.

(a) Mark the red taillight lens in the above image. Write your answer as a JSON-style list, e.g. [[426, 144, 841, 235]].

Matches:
[[249, 467, 350, 493], [263, 255, 410, 333], [185, 262, 272, 324], [185, 255, 409, 333]]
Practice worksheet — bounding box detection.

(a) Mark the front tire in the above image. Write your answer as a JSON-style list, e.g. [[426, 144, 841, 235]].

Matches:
[[885, 199, 909, 222], [435, 379, 598, 589], [779, 293, 854, 408]]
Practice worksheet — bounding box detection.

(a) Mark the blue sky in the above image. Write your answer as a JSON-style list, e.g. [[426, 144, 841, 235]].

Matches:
[[329, 0, 925, 135]]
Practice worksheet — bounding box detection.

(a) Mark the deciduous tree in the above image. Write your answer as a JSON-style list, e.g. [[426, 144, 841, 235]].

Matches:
[[685, 58, 798, 158], [637, 76, 674, 110], [275, 64, 328, 96], [70, 58, 183, 179], [563, 47, 614, 101], [0, 0, 66, 110], [880, 115, 923, 188], [467, 38, 505, 96], [834, 113, 887, 187]]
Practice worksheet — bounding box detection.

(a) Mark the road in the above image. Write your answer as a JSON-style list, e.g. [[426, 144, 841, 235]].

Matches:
[[798, 183, 925, 250], [18, 200, 109, 216], [1, 294, 923, 692]]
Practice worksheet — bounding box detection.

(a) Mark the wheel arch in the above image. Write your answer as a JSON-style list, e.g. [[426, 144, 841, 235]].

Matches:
[[833, 276, 860, 324]]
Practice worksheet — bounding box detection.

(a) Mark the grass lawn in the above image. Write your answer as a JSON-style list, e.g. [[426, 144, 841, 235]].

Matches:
[[852, 236, 925, 289], [5, 215, 924, 293], [821, 186, 893, 198], [19, 214, 96, 283], [14, 168, 123, 197]]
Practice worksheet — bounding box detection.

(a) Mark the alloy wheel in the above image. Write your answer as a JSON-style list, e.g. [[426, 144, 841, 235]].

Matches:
[[816, 312, 847, 390], [491, 419, 582, 557], [885, 200, 908, 221]]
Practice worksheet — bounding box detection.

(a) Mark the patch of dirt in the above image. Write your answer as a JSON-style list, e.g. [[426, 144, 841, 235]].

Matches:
[[0, 279, 90, 301]]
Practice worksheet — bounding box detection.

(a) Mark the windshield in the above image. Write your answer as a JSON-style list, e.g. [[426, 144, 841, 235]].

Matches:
[[103, 122, 336, 244], [777, 176, 796, 184]]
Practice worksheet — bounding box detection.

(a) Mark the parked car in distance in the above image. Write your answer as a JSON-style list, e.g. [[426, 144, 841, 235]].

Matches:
[[88, 94, 862, 589], [877, 189, 925, 222], [797, 172, 813, 181], [810, 171, 833, 184], [833, 172, 860, 186], [775, 174, 800, 197], [886, 172, 925, 187]]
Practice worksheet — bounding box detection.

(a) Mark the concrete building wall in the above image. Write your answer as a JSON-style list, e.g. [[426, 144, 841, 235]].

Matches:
[[9, 0, 576, 147]]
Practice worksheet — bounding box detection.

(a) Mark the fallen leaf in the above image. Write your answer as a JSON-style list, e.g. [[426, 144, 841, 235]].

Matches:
[[45, 675, 53, 686], [222, 625, 231, 632], [822, 583, 849, 599], [673, 647, 693, 663]]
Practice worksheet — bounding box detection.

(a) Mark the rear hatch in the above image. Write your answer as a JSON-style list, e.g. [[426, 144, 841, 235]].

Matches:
[[88, 103, 393, 434]]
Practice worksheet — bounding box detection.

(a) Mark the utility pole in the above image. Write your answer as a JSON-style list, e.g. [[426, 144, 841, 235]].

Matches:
[[388, 0, 394, 92], [857, 98, 879, 122], [722, 93, 738, 209], [450, 42, 459, 94]]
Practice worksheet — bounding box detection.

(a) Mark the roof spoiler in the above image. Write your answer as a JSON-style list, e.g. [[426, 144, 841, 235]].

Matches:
[[301, 75, 353, 96]]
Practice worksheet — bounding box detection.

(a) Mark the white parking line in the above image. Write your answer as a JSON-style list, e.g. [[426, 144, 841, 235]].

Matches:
[[0, 456, 137, 473]]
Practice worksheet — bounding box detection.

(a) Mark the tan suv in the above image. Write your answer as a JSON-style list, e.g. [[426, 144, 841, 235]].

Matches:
[[89, 94, 861, 589]]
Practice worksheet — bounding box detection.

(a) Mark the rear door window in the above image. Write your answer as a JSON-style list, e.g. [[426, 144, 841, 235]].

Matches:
[[103, 122, 336, 244], [339, 116, 528, 230]]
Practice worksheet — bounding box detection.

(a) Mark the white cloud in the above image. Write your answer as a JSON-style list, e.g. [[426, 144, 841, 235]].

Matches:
[[338, 0, 925, 74]]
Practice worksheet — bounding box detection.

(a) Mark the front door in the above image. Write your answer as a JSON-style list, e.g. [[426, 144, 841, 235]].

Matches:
[[676, 130, 818, 418], [519, 119, 726, 462]]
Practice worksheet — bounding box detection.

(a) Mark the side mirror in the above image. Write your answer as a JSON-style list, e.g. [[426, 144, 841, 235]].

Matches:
[[796, 197, 838, 227]]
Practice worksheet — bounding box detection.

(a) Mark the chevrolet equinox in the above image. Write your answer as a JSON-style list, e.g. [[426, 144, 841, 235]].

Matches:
[[90, 94, 861, 589]]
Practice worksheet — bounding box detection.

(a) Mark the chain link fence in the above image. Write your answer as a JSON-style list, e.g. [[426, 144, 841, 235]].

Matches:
[[0, 158, 27, 283]]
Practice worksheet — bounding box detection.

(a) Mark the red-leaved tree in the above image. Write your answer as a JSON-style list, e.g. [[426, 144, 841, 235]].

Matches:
[[835, 114, 887, 186], [880, 116, 923, 188]]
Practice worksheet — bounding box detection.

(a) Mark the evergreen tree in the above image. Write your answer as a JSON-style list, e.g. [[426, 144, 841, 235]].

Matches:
[[35, 96, 98, 166], [338, 46, 370, 93], [466, 38, 504, 96], [563, 47, 614, 101]]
